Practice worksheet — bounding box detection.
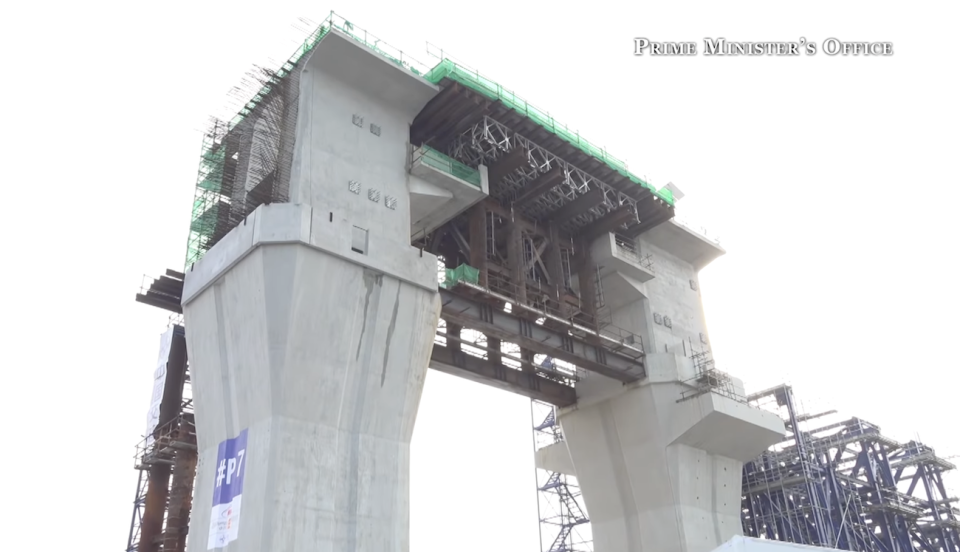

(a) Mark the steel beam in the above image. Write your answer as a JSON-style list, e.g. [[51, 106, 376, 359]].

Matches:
[[439, 288, 644, 382], [578, 205, 636, 241], [430, 344, 577, 406], [514, 165, 565, 207], [489, 146, 531, 184], [548, 188, 606, 226]]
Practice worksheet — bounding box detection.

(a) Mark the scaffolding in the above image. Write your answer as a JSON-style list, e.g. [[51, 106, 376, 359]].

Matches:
[[532, 399, 592, 552], [531, 384, 958, 552], [128, 277, 198, 552], [743, 385, 960, 552], [422, 58, 672, 205], [185, 11, 674, 268], [447, 116, 652, 231], [125, 352, 197, 552]]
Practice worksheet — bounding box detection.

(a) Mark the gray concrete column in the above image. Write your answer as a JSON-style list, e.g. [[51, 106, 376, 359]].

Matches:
[[558, 231, 785, 552], [559, 353, 784, 552], [181, 205, 441, 552]]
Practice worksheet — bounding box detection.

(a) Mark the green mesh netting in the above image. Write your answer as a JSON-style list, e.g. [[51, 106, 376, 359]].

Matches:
[[441, 264, 480, 289], [422, 59, 674, 205], [417, 145, 481, 187]]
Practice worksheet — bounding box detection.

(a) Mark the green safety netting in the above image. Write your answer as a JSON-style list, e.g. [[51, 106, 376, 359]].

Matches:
[[422, 59, 674, 205], [417, 145, 482, 187], [187, 12, 675, 269], [297, 13, 674, 205], [441, 264, 480, 289]]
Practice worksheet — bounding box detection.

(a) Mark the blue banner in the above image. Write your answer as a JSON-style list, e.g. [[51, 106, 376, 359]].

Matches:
[[208, 429, 248, 549], [212, 429, 248, 506]]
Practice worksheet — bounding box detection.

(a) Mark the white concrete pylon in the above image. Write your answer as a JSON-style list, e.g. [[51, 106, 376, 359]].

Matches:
[[558, 353, 784, 552], [555, 227, 785, 552], [181, 28, 447, 552], [182, 205, 441, 552]]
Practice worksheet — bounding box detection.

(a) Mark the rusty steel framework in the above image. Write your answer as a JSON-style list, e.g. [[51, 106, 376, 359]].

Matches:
[[742, 385, 960, 552], [421, 187, 658, 407], [127, 274, 199, 552], [532, 383, 960, 552], [448, 116, 651, 232], [186, 61, 304, 268], [532, 399, 592, 552]]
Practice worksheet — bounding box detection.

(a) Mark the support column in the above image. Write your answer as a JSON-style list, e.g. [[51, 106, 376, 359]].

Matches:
[[139, 331, 188, 552], [181, 204, 440, 552], [544, 223, 566, 319], [507, 219, 527, 305], [559, 354, 785, 552], [442, 242, 464, 354], [557, 230, 786, 552], [161, 417, 198, 552], [468, 204, 488, 288], [574, 238, 599, 334]]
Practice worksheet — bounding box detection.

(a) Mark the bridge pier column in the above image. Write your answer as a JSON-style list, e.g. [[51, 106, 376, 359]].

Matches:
[[181, 204, 440, 552], [560, 356, 784, 552]]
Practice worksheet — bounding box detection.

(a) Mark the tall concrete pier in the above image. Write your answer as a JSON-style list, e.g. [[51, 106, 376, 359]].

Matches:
[[172, 15, 784, 552], [179, 30, 470, 551], [543, 223, 785, 552]]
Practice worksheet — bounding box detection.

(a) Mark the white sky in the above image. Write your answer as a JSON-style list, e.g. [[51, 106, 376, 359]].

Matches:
[[1, 1, 957, 550]]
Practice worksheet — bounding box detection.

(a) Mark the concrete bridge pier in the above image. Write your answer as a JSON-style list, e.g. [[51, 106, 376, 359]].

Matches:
[[550, 225, 786, 552], [181, 206, 441, 552], [180, 28, 450, 552]]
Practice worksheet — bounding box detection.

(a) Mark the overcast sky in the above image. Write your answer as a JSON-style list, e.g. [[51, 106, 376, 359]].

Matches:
[[1, 0, 957, 550]]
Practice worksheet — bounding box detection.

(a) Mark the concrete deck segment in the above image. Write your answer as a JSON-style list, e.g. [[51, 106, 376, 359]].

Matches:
[[182, 30, 442, 552], [409, 147, 489, 238], [642, 220, 725, 272]]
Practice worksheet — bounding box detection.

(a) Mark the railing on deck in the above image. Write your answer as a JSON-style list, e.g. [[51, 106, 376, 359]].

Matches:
[[442, 263, 645, 360], [412, 145, 482, 188], [672, 217, 721, 246]]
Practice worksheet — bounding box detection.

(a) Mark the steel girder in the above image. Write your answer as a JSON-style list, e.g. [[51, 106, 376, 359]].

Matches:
[[447, 116, 645, 233], [439, 287, 645, 382]]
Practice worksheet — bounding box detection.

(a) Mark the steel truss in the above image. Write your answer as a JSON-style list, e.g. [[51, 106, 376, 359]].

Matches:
[[448, 116, 648, 231], [743, 385, 960, 552], [125, 470, 149, 552], [126, 400, 197, 552], [532, 384, 958, 552], [532, 399, 592, 552]]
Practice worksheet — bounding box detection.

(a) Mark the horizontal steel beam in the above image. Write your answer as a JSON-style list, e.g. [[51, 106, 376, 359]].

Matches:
[[439, 288, 645, 382], [429, 344, 577, 407]]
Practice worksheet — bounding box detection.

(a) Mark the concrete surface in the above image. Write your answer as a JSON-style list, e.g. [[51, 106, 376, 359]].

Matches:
[[288, 29, 439, 242], [182, 29, 442, 552], [558, 231, 785, 552], [642, 219, 725, 272], [180, 23, 782, 552], [712, 535, 847, 552], [409, 148, 489, 238]]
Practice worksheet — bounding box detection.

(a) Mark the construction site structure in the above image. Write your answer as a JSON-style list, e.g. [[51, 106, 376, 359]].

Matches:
[[120, 11, 949, 552], [135, 11, 783, 552], [532, 386, 960, 552], [128, 271, 196, 552]]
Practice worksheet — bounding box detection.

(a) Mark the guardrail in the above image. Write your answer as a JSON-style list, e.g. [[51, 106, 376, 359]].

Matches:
[[412, 145, 482, 188], [673, 217, 721, 245]]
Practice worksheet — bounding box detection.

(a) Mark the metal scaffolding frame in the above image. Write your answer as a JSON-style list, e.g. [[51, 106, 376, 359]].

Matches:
[[448, 117, 647, 232], [122, 12, 957, 552], [532, 399, 592, 552], [531, 384, 958, 552], [127, 276, 198, 552], [743, 385, 959, 552]]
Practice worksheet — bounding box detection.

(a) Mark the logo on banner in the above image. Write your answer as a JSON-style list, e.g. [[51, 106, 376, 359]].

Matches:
[[208, 429, 248, 549]]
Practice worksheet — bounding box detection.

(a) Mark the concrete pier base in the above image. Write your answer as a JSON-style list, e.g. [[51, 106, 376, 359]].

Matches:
[[182, 204, 440, 552], [558, 354, 784, 552]]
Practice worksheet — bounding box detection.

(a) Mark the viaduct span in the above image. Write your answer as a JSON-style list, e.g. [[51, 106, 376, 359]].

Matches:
[[135, 15, 785, 552]]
